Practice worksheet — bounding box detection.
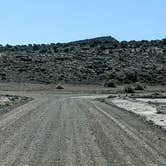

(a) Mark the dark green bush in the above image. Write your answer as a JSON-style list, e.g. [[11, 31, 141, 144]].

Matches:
[[104, 81, 116, 88], [134, 83, 145, 90], [124, 85, 135, 93]]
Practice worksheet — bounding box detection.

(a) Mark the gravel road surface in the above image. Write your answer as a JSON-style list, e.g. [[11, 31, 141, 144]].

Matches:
[[0, 93, 166, 166]]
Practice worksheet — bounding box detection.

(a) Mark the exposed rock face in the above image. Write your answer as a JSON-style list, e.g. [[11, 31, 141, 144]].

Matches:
[[0, 37, 166, 84]]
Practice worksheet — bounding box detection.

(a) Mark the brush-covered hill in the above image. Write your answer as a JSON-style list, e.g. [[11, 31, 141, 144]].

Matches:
[[0, 36, 166, 85]]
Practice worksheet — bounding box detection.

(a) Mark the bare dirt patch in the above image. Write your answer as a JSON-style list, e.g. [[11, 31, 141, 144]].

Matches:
[[102, 95, 166, 130], [0, 87, 166, 165]]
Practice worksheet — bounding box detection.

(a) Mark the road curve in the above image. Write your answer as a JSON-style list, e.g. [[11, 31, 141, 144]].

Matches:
[[0, 93, 166, 166]]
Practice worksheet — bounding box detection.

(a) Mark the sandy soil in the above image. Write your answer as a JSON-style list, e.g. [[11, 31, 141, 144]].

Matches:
[[109, 98, 166, 130], [0, 83, 118, 94], [136, 98, 166, 104], [0, 90, 166, 165]]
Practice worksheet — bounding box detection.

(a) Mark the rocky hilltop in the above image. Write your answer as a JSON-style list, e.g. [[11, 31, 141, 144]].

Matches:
[[0, 37, 166, 85]]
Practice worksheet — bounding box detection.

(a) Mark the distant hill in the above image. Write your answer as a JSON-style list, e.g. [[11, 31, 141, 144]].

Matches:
[[0, 36, 166, 85], [70, 36, 118, 44]]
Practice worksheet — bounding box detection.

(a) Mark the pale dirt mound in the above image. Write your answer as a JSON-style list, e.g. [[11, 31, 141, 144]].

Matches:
[[110, 97, 166, 130]]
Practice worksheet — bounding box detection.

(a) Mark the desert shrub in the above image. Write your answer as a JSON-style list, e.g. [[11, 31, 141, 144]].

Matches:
[[151, 92, 162, 98], [56, 85, 64, 89], [64, 48, 70, 53], [99, 45, 106, 51], [124, 71, 138, 83], [134, 83, 145, 90], [107, 95, 116, 98], [156, 105, 166, 114], [124, 85, 135, 93], [104, 80, 116, 88]]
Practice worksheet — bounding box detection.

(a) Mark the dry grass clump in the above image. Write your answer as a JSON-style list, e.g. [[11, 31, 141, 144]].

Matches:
[[156, 105, 166, 114], [124, 85, 135, 93], [104, 80, 116, 88], [134, 83, 145, 90], [56, 85, 64, 89]]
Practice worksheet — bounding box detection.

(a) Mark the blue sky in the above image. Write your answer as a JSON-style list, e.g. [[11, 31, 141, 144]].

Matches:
[[0, 0, 165, 45]]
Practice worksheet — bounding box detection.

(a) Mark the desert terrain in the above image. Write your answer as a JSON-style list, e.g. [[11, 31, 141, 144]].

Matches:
[[0, 84, 166, 166]]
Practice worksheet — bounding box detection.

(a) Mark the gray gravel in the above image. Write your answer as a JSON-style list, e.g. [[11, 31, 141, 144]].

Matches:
[[0, 93, 166, 166]]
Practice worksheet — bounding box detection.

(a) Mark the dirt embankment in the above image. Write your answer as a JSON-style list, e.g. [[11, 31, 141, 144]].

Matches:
[[0, 94, 32, 115]]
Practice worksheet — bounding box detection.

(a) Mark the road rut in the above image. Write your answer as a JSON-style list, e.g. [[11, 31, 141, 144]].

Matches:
[[0, 93, 166, 166]]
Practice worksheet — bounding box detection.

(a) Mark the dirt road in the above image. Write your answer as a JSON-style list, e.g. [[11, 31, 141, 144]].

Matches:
[[0, 93, 166, 166]]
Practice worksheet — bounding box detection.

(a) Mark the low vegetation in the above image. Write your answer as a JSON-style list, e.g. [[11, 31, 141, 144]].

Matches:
[[0, 36, 166, 85], [0, 95, 32, 115], [104, 80, 116, 88], [124, 85, 135, 93], [134, 83, 145, 90]]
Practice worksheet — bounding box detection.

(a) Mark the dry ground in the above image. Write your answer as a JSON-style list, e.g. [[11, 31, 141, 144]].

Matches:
[[0, 84, 166, 165]]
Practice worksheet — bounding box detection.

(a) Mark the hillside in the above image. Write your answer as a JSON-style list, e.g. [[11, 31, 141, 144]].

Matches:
[[0, 37, 166, 85]]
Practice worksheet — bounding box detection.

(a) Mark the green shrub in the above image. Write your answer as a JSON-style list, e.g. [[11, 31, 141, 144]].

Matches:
[[124, 85, 135, 93], [104, 80, 116, 88], [134, 83, 145, 90]]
